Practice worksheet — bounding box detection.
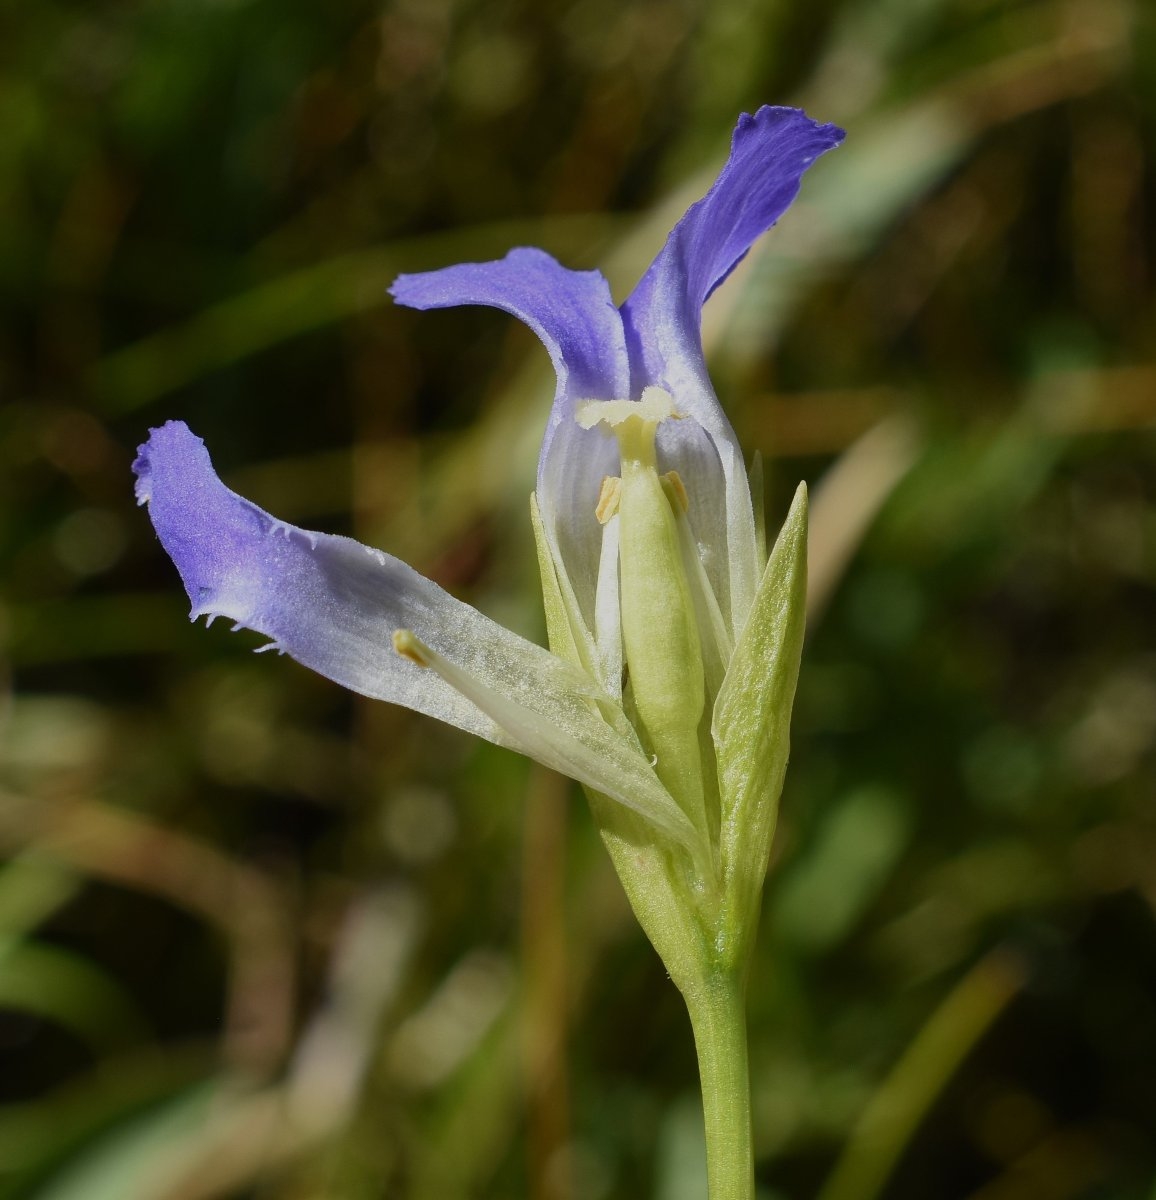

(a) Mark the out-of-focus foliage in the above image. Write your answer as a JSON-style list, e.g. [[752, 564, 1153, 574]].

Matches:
[[1, 0, 1154, 1196]]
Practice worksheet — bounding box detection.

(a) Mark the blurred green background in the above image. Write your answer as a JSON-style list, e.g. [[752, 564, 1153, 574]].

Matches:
[[2, 0, 1155, 1196]]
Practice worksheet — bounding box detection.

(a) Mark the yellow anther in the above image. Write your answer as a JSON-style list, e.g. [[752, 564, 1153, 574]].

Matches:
[[595, 476, 622, 525], [392, 629, 430, 667], [660, 470, 689, 514]]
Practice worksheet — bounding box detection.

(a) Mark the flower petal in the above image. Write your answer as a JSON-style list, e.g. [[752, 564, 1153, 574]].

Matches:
[[391, 247, 631, 632], [626, 108, 844, 332], [390, 247, 629, 403], [622, 106, 843, 633], [135, 421, 697, 850], [655, 412, 732, 632]]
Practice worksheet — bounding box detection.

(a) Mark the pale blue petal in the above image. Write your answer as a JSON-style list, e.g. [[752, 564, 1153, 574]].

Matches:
[[135, 421, 512, 741], [134, 421, 694, 844], [622, 107, 844, 386], [623, 106, 843, 631], [391, 247, 630, 630], [655, 414, 732, 632]]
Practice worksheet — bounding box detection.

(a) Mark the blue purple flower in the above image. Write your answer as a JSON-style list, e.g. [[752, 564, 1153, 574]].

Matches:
[[134, 106, 843, 871]]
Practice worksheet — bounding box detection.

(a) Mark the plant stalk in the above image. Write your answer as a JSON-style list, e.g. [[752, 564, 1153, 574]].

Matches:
[[685, 969, 754, 1200]]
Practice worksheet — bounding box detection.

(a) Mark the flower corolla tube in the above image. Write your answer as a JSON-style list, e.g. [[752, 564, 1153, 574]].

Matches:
[[135, 107, 843, 912]]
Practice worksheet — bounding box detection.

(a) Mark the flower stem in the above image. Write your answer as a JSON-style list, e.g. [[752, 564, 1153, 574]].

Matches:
[[685, 969, 754, 1200]]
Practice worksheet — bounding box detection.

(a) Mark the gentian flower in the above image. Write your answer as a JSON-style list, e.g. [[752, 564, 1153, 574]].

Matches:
[[135, 107, 843, 932]]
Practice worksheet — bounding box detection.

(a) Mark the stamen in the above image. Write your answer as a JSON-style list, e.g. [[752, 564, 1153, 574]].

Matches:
[[661, 471, 689, 514], [392, 629, 430, 667], [595, 476, 622, 524]]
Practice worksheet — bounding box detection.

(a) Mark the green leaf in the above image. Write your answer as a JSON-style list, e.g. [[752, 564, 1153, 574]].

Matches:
[[0, 939, 147, 1050], [0, 1050, 213, 1195], [0, 856, 81, 941], [712, 482, 808, 965], [25, 1082, 226, 1200]]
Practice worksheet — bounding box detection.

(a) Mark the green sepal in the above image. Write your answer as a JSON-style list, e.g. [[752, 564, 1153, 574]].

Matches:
[[584, 789, 707, 994], [530, 493, 589, 673], [712, 482, 808, 967]]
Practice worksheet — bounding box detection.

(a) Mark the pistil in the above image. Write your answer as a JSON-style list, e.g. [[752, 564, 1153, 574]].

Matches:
[[577, 389, 711, 858]]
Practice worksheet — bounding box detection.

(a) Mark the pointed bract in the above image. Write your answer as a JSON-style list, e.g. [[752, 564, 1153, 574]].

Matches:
[[712, 483, 809, 959]]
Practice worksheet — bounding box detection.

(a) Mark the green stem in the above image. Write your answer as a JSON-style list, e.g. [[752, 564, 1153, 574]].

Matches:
[[684, 970, 754, 1200]]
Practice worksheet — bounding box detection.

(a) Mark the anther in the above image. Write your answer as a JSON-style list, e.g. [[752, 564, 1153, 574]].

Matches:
[[661, 471, 689, 514], [392, 629, 430, 667], [595, 476, 622, 524]]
